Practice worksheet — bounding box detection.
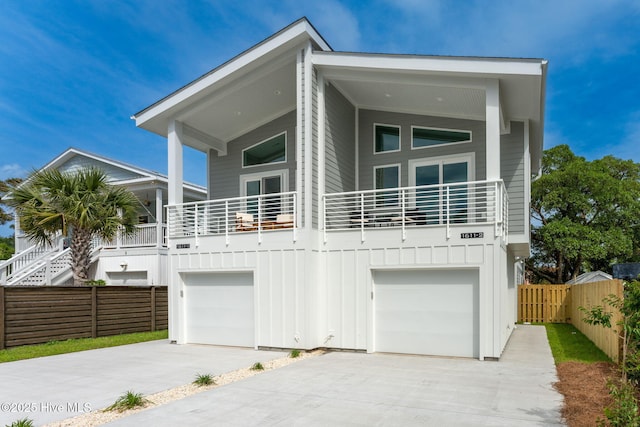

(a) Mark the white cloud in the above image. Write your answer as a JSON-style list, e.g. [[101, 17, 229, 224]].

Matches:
[[0, 164, 28, 180]]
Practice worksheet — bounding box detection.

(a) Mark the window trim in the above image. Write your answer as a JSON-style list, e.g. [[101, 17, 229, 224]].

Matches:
[[241, 131, 287, 169], [239, 169, 289, 197], [373, 123, 401, 154], [408, 153, 475, 187], [373, 163, 401, 190], [410, 125, 472, 150]]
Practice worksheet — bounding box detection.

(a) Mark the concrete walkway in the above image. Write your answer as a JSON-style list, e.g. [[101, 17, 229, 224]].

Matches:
[[107, 325, 564, 426], [0, 341, 285, 426]]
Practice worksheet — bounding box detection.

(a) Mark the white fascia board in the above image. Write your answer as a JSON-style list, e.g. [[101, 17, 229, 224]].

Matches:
[[312, 52, 545, 77], [134, 20, 330, 127], [111, 175, 206, 196]]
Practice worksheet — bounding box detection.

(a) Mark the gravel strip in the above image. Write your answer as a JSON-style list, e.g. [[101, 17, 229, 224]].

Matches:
[[44, 349, 323, 427]]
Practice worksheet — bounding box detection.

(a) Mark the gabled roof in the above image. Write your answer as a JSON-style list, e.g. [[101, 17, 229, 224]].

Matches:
[[36, 148, 206, 195], [565, 271, 613, 284]]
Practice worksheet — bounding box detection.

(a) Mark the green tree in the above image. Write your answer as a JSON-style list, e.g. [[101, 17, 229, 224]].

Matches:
[[530, 145, 640, 283], [0, 235, 14, 260], [0, 177, 23, 226], [7, 168, 138, 285]]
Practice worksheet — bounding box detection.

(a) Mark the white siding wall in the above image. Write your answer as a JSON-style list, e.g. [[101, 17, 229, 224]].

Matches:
[[94, 249, 167, 286]]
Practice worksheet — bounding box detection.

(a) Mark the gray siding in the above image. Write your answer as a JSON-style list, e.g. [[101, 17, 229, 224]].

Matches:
[[358, 110, 486, 190], [500, 121, 525, 234], [208, 111, 296, 199], [58, 156, 143, 183], [324, 83, 356, 194]]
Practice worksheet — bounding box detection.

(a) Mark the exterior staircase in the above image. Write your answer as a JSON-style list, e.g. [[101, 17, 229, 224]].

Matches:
[[0, 239, 101, 286]]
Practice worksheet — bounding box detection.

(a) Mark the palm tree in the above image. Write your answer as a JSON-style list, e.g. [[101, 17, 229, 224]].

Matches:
[[8, 167, 139, 285]]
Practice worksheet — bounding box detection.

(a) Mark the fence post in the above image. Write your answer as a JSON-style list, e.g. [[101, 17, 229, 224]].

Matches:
[[0, 286, 5, 350], [150, 286, 156, 332], [91, 287, 97, 338]]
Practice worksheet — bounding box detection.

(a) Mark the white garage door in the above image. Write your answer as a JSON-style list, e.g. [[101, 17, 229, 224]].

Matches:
[[374, 269, 478, 358], [184, 272, 254, 347]]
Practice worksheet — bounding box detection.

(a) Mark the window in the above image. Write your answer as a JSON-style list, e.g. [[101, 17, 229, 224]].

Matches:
[[409, 154, 474, 224], [412, 126, 471, 149], [374, 124, 400, 153], [374, 164, 400, 206], [242, 132, 286, 167], [240, 170, 288, 220]]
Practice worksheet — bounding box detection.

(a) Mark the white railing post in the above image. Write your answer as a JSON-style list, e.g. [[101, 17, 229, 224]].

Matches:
[[292, 193, 297, 242], [257, 196, 262, 244], [194, 204, 199, 248], [322, 194, 327, 243], [401, 189, 406, 241], [224, 200, 230, 246], [360, 193, 365, 243], [0, 267, 6, 285], [445, 185, 450, 240], [495, 181, 500, 237], [45, 256, 52, 286]]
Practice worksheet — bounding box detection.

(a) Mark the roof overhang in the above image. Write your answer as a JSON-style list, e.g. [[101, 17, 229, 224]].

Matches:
[[132, 18, 332, 144], [313, 52, 547, 173]]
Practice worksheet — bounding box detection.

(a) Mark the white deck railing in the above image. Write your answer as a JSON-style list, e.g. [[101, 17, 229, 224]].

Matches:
[[167, 191, 297, 245], [322, 180, 508, 242], [97, 223, 167, 249]]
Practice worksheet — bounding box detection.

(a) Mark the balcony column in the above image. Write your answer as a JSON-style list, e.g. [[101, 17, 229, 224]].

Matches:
[[155, 187, 163, 248], [168, 120, 184, 205], [485, 80, 501, 181]]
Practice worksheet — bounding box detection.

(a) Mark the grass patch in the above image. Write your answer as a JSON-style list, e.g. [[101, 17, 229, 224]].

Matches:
[[545, 323, 610, 364], [105, 391, 150, 412], [0, 330, 168, 364], [193, 373, 215, 386], [289, 349, 301, 358]]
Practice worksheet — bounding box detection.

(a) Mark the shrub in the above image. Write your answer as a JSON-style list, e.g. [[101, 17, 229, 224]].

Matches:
[[105, 391, 150, 412], [250, 362, 264, 371], [7, 419, 34, 427], [598, 380, 640, 427], [193, 373, 215, 386], [290, 349, 301, 358]]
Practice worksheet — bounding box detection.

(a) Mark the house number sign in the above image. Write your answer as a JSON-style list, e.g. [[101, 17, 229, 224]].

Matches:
[[461, 232, 484, 239], [176, 243, 191, 249]]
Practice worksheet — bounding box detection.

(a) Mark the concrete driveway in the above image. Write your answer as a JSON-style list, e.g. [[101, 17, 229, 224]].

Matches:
[[108, 325, 563, 426], [0, 325, 564, 426]]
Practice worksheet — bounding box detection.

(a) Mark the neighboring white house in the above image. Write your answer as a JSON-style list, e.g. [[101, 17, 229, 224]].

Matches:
[[132, 18, 547, 360], [566, 271, 613, 285], [1, 148, 206, 287]]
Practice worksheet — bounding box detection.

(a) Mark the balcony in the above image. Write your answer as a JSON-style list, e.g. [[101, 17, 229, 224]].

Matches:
[[322, 180, 508, 242], [167, 191, 297, 245], [96, 223, 168, 249]]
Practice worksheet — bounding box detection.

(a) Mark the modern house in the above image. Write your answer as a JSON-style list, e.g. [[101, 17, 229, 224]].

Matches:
[[133, 18, 547, 360], [1, 148, 206, 287]]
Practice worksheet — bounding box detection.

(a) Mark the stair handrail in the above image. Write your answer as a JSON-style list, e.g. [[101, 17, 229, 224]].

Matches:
[[0, 243, 62, 285]]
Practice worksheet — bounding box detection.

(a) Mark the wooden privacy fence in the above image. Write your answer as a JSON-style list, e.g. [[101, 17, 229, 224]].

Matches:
[[0, 286, 168, 349], [518, 280, 624, 362]]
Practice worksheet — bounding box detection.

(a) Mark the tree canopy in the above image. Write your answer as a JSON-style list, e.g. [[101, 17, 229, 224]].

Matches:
[[0, 177, 23, 225], [7, 168, 139, 285], [529, 145, 640, 283]]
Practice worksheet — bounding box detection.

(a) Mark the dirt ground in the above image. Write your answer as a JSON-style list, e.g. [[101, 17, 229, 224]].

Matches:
[[555, 361, 616, 426]]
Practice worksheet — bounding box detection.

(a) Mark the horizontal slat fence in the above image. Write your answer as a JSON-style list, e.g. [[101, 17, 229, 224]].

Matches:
[[518, 280, 623, 362], [0, 286, 167, 349]]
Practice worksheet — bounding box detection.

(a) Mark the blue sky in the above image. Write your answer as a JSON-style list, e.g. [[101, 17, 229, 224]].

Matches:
[[1, 0, 639, 236]]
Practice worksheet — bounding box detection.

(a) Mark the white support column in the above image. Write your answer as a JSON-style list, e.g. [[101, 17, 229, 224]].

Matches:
[[303, 41, 313, 230], [168, 120, 184, 205], [485, 80, 501, 181], [295, 48, 304, 228], [155, 187, 163, 248], [317, 72, 326, 233]]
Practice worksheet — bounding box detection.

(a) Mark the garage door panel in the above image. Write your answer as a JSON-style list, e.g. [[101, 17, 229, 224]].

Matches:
[[184, 273, 254, 347], [375, 270, 478, 358]]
